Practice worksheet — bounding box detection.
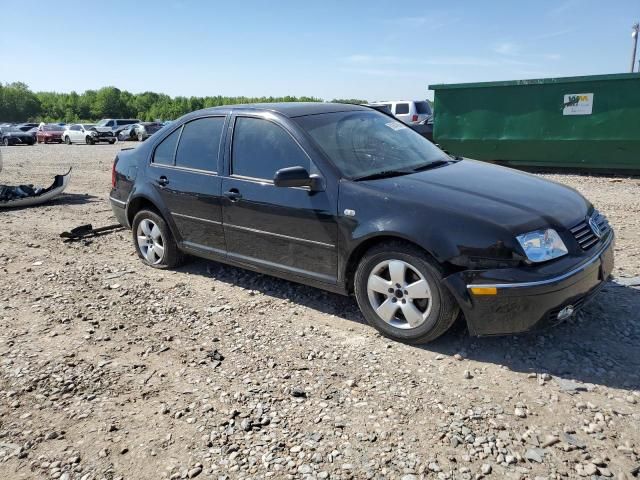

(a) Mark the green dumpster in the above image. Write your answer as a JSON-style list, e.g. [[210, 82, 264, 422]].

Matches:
[[429, 73, 640, 172]]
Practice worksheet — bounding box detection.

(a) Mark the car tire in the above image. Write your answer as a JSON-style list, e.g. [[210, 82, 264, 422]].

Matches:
[[354, 241, 459, 344], [109, 139, 116, 145], [3, 137, 9, 146], [138, 133, 144, 142], [85, 136, 95, 145], [132, 209, 185, 269], [64, 136, 71, 145]]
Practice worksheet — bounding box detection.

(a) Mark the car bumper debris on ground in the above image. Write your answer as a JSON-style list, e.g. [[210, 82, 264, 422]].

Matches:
[[0, 144, 638, 479]]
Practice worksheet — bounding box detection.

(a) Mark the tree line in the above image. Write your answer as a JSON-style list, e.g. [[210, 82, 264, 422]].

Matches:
[[0, 82, 367, 123]]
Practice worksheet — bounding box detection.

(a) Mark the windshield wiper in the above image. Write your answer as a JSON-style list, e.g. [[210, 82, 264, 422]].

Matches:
[[410, 159, 451, 172], [353, 169, 413, 181]]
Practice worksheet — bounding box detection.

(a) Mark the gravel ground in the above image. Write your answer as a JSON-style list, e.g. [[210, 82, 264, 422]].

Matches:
[[0, 144, 639, 480]]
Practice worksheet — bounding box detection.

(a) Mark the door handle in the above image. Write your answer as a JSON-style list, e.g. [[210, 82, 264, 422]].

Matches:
[[157, 176, 169, 186], [223, 189, 242, 201]]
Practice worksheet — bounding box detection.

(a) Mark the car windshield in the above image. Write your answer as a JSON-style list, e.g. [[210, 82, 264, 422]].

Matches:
[[43, 125, 62, 131], [415, 101, 432, 115], [96, 120, 109, 127], [145, 123, 162, 132], [296, 110, 448, 179], [83, 124, 95, 129]]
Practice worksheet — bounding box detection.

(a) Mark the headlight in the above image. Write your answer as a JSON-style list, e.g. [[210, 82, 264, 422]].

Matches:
[[516, 229, 568, 263]]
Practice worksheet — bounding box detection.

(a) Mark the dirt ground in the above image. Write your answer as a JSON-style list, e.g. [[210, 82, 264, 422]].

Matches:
[[0, 144, 639, 480]]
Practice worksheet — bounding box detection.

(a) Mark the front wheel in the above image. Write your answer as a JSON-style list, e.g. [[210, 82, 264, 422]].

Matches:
[[3, 137, 9, 146], [64, 136, 71, 145], [109, 139, 116, 144], [137, 133, 144, 142], [354, 242, 459, 344], [85, 136, 95, 145], [132, 210, 185, 269]]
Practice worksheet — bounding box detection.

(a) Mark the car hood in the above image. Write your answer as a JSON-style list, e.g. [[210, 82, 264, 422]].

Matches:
[[358, 159, 590, 233]]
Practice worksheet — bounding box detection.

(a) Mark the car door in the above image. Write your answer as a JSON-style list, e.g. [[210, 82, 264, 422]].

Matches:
[[70, 125, 81, 142], [149, 116, 227, 255], [221, 114, 338, 284], [393, 102, 411, 124]]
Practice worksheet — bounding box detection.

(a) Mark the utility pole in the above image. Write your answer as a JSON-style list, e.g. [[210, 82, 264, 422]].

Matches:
[[632, 23, 639, 73]]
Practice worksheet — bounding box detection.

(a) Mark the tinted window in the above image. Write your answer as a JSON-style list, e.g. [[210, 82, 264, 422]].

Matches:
[[395, 103, 409, 114], [232, 117, 309, 180], [415, 101, 432, 115], [106, 120, 115, 127], [175, 117, 224, 172], [117, 120, 138, 126], [153, 128, 181, 166], [71, 125, 81, 131]]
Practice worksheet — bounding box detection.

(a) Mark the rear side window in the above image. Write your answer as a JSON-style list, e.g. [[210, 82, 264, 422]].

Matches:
[[415, 101, 432, 114], [153, 128, 181, 166], [175, 117, 224, 172], [232, 117, 309, 180], [395, 103, 409, 115]]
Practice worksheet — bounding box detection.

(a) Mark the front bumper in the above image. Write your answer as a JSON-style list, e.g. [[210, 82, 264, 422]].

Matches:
[[443, 232, 615, 336]]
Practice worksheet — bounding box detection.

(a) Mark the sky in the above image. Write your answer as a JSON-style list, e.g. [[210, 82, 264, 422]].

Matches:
[[1, 0, 638, 101]]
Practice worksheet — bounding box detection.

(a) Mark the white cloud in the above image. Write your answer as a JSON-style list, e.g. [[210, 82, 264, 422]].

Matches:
[[493, 42, 520, 56]]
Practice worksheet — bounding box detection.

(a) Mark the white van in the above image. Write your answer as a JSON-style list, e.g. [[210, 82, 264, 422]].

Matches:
[[368, 100, 432, 125]]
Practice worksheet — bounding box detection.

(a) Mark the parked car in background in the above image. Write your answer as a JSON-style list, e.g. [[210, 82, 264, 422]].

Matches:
[[110, 103, 614, 344], [16, 123, 39, 132], [118, 122, 164, 142], [372, 100, 432, 125], [95, 119, 141, 137], [369, 100, 433, 140], [62, 124, 116, 145], [36, 124, 65, 144], [0, 126, 35, 146]]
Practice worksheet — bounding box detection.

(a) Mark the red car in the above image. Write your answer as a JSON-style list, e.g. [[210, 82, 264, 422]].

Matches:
[[36, 124, 65, 144]]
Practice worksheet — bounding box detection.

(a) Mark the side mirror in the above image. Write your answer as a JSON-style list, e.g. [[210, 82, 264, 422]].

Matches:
[[274, 166, 324, 191]]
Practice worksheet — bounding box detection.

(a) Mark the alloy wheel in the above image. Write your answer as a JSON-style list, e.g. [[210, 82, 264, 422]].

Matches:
[[136, 218, 165, 265], [366, 259, 432, 329]]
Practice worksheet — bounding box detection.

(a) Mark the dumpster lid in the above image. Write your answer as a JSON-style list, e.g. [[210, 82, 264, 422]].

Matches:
[[429, 72, 639, 90]]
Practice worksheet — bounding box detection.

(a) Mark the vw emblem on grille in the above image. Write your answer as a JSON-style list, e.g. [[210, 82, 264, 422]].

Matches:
[[588, 216, 602, 238]]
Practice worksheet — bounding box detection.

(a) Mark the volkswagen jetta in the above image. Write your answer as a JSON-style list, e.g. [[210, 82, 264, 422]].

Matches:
[[109, 103, 614, 343]]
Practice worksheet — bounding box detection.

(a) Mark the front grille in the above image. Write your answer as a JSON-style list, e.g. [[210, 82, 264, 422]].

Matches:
[[570, 210, 610, 250]]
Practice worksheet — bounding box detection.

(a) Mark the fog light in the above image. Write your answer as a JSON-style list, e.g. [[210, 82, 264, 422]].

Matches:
[[557, 305, 575, 320]]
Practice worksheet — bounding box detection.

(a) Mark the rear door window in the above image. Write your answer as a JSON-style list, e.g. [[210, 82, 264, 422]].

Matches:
[[174, 117, 225, 172], [415, 101, 432, 115], [231, 117, 309, 180], [153, 128, 181, 166], [395, 103, 410, 115]]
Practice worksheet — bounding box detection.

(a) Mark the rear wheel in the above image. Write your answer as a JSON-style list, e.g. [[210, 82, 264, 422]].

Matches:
[[3, 137, 9, 146], [132, 210, 185, 269], [354, 242, 459, 344]]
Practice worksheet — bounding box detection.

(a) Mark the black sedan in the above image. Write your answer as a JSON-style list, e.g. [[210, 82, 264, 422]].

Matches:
[[1, 126, 35, 146], [109, 103, 614, 344], [118, 122, 164, 142]]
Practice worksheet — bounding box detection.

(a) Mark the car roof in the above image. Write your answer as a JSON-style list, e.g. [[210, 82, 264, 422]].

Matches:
[[194, 102, 369, 118]]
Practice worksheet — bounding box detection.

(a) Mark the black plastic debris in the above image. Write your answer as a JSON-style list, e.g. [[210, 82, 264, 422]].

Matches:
[[60, 223, 124, 243]]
